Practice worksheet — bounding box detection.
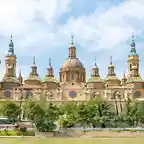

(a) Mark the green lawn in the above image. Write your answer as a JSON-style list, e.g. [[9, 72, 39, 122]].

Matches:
[[0, 138, 144, 144]]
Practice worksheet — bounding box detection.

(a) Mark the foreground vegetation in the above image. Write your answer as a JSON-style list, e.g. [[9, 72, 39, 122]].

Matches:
[[1, 97, 144, 133], [0, 138, 144, 144]]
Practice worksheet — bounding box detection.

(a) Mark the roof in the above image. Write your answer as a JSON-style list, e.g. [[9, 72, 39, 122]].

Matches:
[[126, 76, 144, 83], [25, 75, 41, 82], [0, 77, 20, 84], [87, 77, 105, 83], [60, 57, 84, 70], [18, 84, 41, 89], [42, 76, 58, 83], [105, 75, 120, 82]]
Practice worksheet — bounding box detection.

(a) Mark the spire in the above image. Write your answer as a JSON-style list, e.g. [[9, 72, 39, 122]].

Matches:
[[123, 70, 126, 78], [129, 33, 137, 56], [31, 56, 36, 67], [71, 35, 74, 45], [30, 56, 38, 76], [94, 56, 97, 67], [7, 33, 15, 56], [110, 56, 112, 65], [68, 35, 76, 58], [47, 58, 54, 77], [49, 57, 51, 67], [18, 70, 23, 84]]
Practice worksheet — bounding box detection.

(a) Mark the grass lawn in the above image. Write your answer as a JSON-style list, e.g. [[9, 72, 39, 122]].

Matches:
[[0, 138, 144, 144]]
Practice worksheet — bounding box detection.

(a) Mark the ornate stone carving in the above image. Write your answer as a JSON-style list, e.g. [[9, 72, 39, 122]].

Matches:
[[104, 89, 111, 98], [124, 89, 132, 100], [92, 91, 100, 98], [45, 91, 53, 100]]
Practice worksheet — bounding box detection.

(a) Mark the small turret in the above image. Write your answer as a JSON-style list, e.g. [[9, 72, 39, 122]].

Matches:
[[91, 58, 99, 77], [107, 56, 116, 76], [68, 36, 76, 58], [105, 56, 120, 87], [87, 58, 105, 89], [30, 56, 38, 76], [24, 56, 41, 85], [47, 58, 54, 77], [121, 71, 127, 86]]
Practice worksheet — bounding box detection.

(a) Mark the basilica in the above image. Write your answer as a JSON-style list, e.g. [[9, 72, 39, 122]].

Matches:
[[0, 34, 143, 104]]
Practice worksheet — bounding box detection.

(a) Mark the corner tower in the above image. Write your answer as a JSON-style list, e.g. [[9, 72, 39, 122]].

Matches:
[[5, 34, 16, 78], [128, 34, 139, 75], [1, 34, 20, 89]]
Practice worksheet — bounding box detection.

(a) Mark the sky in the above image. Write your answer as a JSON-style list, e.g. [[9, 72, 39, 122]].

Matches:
[[0, 0, 144, 81]]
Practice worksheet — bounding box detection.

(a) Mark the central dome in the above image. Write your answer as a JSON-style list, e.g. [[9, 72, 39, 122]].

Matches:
[[61, 58, 84, 70]]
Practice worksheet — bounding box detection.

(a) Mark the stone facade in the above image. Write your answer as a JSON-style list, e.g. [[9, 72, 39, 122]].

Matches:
[[0, 34, 144, 103]]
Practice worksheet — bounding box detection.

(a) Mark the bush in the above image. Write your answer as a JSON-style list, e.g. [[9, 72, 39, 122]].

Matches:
[[0, 130, 17, 136], [0, 129, 35, 136]]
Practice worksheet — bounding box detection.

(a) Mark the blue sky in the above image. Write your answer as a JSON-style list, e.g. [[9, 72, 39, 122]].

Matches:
[[0, 0, 144, 81]]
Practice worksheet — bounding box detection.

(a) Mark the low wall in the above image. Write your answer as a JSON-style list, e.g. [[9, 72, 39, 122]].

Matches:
[[35, 130, 144, 138]]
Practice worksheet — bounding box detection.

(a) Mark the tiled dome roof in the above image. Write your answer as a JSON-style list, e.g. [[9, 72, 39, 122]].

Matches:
[[61, 58, 84, 70]]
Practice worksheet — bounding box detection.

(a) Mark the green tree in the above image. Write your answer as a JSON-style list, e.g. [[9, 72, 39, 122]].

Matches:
[[77, 102, 91, 128], [24, 100, 44, 122], [122, 98, 140, 127], [138, 101, 144, 125], [46, 103, 59, 121], [2, 101, 21, 124], [78, 98, 113, 128], [24, 100, 57, 132], [58, 102, 79, 128]]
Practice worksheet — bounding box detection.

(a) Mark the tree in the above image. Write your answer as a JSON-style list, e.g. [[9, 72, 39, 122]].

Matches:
[[46, 103, 59, 121], [58, 102, 79, 128], [77, 102, 92, 128], [24, 100, 45, 122], [35, 113, 56, 132], [138, 101, 144, 125], [24, 100, 57, 132], [2, 101, 21, 124], [78, 98, 114, 128], [122, 98, 140, 127]]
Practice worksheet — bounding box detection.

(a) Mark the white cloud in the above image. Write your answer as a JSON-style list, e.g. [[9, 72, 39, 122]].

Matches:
[[60, 0, 144, 52], [0, 0, 71, 34], [1, 0, 144, 79]]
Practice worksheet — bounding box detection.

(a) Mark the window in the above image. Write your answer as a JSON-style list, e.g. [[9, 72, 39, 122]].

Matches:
[[63, 75, 65, 81], [130, 64, 132, 71], [71, 74, 74, 80], [81, 75, 83, 81]]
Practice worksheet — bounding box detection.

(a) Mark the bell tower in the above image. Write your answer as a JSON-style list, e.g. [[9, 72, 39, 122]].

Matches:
[[0, 34, 20, 89], [128, 33, 139, 76], [5, 34, 16, 78]]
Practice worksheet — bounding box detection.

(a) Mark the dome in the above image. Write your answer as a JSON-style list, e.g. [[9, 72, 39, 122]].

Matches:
[[60, 58, 84, 70]]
